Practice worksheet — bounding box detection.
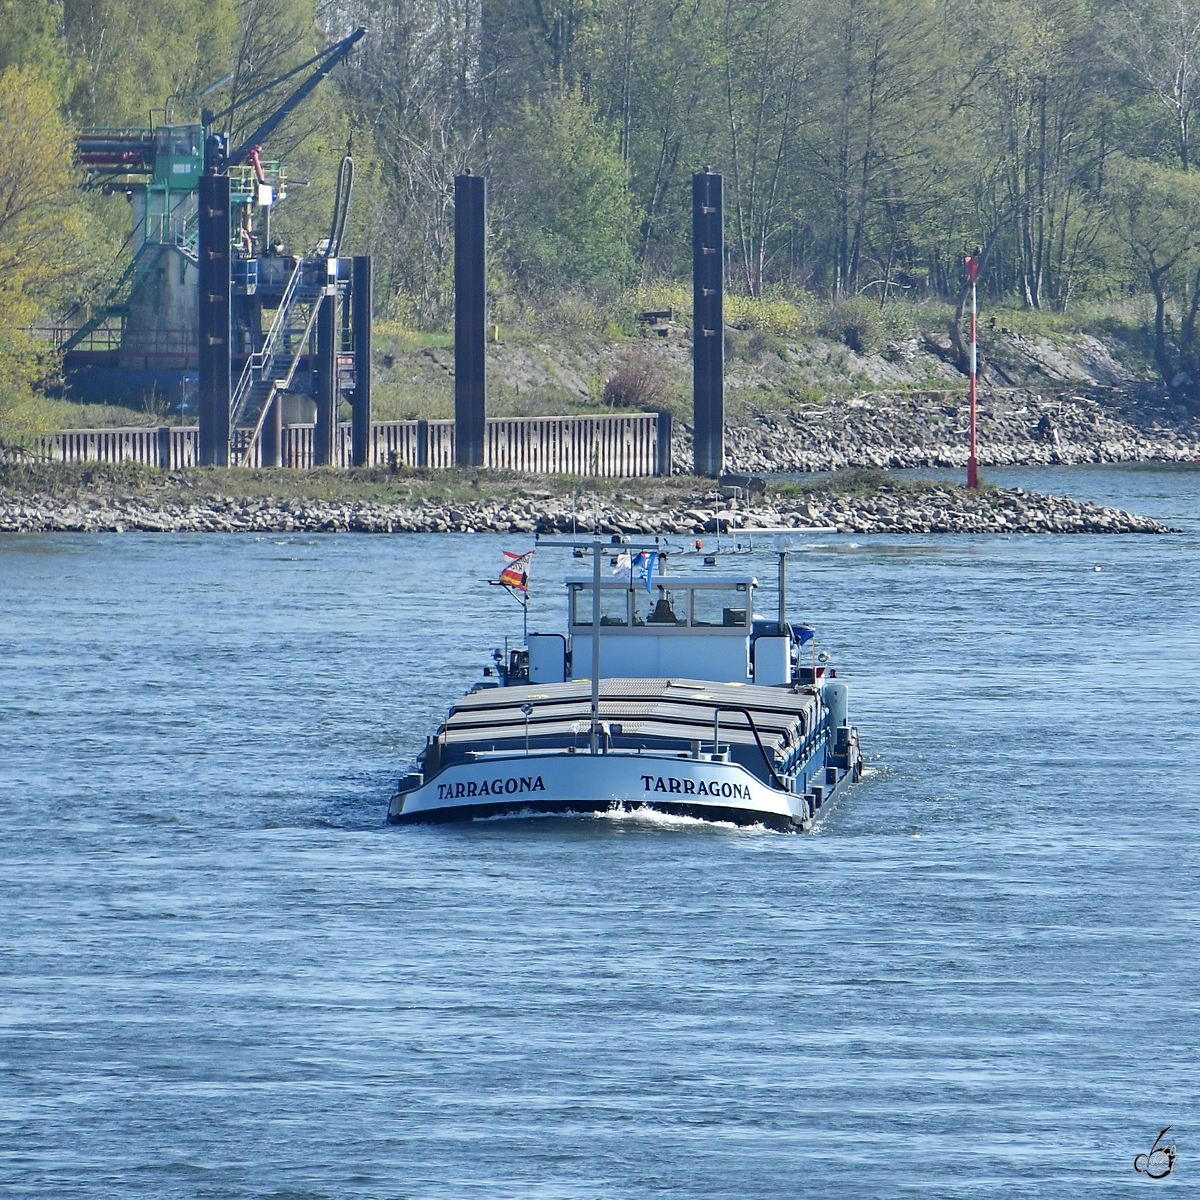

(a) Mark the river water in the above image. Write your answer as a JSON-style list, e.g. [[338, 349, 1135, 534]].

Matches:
[[1, 464, 1197, 1197]]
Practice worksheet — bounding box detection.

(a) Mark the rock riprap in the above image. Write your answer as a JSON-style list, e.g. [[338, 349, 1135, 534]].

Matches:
[[704, 389, 1200, 474], [0, 487, 1170, 535]]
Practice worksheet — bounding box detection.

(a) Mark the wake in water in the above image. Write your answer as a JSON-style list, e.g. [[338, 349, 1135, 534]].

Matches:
[[469, 803, 779, 834]]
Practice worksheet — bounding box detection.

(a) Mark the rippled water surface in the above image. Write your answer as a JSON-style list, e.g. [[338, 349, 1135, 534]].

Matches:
[[2, 465, 1198, 1197]]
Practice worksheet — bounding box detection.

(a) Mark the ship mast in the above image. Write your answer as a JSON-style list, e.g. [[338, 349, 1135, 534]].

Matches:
[[590, 538, 601, 755]]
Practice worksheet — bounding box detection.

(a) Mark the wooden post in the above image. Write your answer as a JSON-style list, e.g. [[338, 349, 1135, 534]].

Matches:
[[197, 173, 231, 466], [351, 256, 372, 467], [454, 173, 486, 467], [693, 169, 724, 477]]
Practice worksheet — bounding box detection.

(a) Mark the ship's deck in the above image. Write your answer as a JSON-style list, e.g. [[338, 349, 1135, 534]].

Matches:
[[423, 678, 823, 784]]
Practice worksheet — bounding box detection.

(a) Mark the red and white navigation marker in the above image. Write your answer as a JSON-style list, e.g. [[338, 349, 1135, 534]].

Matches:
[[964, 254, 980, 489]]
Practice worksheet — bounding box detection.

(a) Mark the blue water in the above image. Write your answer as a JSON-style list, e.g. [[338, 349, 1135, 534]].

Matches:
[[1, 465, 1197, 1197]]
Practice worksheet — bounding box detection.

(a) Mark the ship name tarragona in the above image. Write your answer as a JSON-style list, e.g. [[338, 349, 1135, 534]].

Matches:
[[641, 775, 751, 800], [437, 776, 547, 800], [434, 772, 752, 802]]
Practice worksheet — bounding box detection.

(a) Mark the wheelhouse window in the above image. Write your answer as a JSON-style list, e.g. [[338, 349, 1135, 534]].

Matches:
[[570, 581, 753, 629], [571, 585, 630, 626], [157, 128, 199, 156], [634, 585, 687, 626], [690, 585, 749, 628]]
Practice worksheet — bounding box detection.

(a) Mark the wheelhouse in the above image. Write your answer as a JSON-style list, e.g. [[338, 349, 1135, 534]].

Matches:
[[504, 575, 801, 688]]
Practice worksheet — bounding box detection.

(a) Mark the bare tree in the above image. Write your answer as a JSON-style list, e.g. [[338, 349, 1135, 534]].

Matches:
[[338, 0, 484, 317], [802, 0, 944, 299], [969, 0, 1105, 309], [1109, 0, 1200, 171], [723, 0, 810, 296]]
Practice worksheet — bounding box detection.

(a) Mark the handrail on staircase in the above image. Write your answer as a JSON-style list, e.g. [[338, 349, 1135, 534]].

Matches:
[[230, 257, 305, 426], [60, 244, 166, 353], [178, 210, 200, 260], [235, 284, 325, 466]]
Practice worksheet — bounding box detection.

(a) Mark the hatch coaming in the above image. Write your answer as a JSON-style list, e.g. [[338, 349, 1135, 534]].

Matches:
[[419, 677, 826, 791]]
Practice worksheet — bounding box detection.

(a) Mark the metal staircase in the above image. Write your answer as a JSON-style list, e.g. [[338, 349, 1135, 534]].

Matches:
[[62, 208, 200, 354], [230, 260, 325, 465], [178, 209, 199, 262], [60, 244, 166, 353]]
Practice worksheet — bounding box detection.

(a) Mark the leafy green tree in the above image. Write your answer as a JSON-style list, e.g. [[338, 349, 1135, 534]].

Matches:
[[482, 0, 603, 108], [62, 0, 236, 125], [31, 0, 1200, 344], [491, 90, 638, 294], [0, 67, 83, 327], [0, 0, 68, 80], [0, 66, 85, 429], [1106, 154, 1200, 395]]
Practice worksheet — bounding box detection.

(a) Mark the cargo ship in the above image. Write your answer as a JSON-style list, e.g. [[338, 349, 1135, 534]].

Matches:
[[389, 541, 862, 831]]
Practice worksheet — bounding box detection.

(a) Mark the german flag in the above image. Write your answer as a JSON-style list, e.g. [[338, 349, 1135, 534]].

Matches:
[[499, 549, 534, 591]]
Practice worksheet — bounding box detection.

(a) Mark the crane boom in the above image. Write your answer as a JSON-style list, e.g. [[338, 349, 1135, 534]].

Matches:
[[206, 27, 366, 168]]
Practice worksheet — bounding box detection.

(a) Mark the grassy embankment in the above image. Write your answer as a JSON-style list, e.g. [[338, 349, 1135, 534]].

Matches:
[[0, 460, 965, 508], [0, 291, 1161, 443]]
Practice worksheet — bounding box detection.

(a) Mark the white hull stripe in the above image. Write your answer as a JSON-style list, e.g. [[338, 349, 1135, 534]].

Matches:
[[394, 754, 799, 822]]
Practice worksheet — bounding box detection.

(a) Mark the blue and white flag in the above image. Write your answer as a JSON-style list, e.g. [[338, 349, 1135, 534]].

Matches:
[[633, 550, 658, 593], [795, 625, 815, 645]]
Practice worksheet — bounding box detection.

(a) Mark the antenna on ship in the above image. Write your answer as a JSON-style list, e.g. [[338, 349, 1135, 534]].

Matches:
[[773, 532, 792, 631]]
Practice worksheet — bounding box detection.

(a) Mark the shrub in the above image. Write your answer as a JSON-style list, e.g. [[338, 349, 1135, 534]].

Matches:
[[602, 344, 671, 409], [817, 298, 884, 353], [817, 298, 918, 354], [747, 329, 785, 358], [625, 286, 817, 338], [725, 292, 815, 336]]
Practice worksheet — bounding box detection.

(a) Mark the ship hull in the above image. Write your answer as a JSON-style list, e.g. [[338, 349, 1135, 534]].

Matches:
[[388, 747, 859, 831]]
